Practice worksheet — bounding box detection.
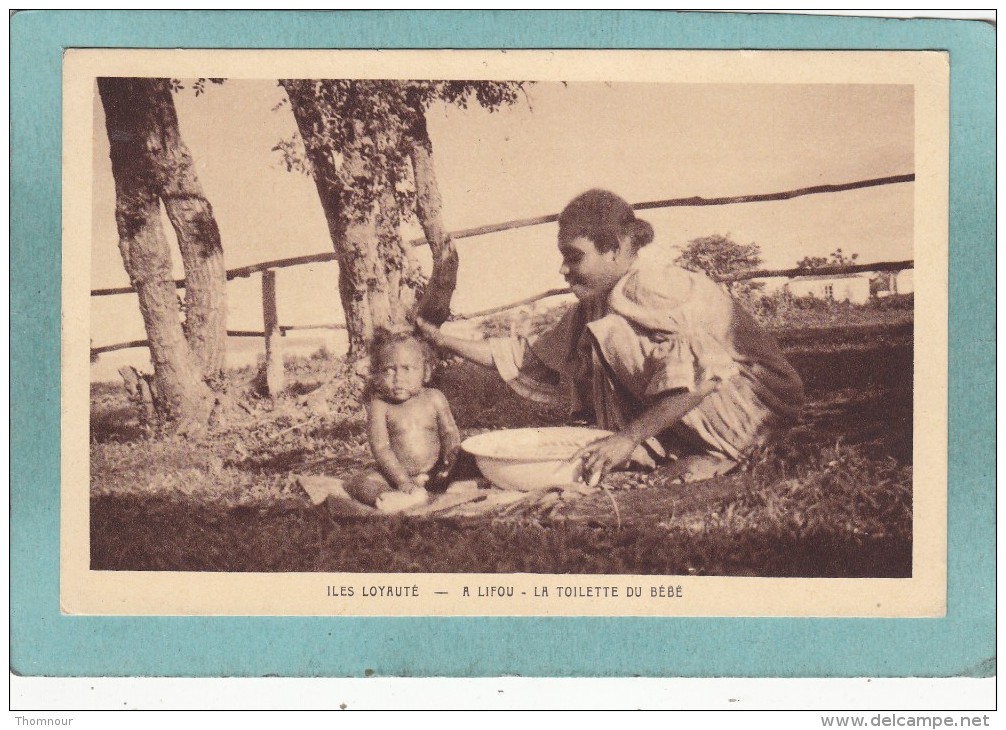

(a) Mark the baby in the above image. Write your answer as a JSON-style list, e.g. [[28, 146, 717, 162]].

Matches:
[[345, 329, 461, 512]]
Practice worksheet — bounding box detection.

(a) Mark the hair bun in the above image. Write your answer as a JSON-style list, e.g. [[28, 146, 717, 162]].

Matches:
[[631, 218, 655, 248]]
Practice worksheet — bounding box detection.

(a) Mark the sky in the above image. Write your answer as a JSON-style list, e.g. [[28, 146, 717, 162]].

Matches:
[[90, 79, 914, 371]]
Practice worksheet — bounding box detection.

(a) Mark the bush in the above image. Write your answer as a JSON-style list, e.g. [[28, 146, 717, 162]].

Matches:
[[476, 301, 573, 339], [743, 290, 913, 329], [871, 293, 914, 311], [473, 289, 912, 339]]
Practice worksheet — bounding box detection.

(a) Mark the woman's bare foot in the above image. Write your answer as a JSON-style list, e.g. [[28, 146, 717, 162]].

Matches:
[[667, 453, 738, 484]]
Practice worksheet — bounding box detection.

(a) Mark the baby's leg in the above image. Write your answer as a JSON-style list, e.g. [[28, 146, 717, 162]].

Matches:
[[344, 470, 393, 507]]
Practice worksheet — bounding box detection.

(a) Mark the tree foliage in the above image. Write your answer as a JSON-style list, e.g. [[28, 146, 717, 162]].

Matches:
[[276, 79, 527, 352], [675, 234, 763, 281], [274, 80, 525, 227], [169, 78, 226, 96], [797, 248, 860, 271]]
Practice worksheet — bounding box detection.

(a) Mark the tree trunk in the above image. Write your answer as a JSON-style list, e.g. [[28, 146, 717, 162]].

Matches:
[[407, 110, 458, 326], [97, 77, 214, 432], [147, 83, 227, 379], [283, 81, 372, 356], [281, 80, 418, 356], [375, 182, 420, 331]]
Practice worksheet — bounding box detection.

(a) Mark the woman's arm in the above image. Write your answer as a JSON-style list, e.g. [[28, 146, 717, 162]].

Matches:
[[416, 315, 566, 408], [623, 379, 719, 445], [574, 379, 720, 479], [415, 316, 494, 368]]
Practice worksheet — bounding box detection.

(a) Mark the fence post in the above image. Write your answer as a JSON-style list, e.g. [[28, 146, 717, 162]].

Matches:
[[261, 269, 284, 396]]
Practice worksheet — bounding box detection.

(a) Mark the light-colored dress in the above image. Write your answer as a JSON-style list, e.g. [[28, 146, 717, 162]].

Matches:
[[489, 257, 805, 465]]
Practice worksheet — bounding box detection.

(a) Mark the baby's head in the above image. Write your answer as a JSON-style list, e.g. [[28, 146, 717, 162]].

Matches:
[[369, 328, 434, 404]]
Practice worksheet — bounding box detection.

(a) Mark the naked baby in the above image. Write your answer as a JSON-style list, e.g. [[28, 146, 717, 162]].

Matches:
[[345, 329, 462, 512]]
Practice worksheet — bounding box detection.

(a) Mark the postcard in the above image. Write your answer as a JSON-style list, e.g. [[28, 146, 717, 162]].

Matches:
[[61, 47, 949, 619]]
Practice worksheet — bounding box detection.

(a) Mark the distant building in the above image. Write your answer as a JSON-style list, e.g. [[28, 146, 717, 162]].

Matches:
[[785, 272, 873, 304], [752, 276, 791, 295], [894, 269, 914, 295], [874, 269, 914, 298]]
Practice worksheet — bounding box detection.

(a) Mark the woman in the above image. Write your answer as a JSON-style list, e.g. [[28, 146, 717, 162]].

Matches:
[[416, 189, 805, 483]]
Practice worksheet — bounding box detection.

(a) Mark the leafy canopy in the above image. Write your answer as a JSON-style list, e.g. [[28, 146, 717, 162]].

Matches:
[[797, 248, 860, 271], [675, 234, 763, 281], [169, 78, 226, 96], [275, 80, 526, 224]]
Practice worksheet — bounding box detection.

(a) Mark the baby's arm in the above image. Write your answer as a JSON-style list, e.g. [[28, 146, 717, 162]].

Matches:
[[430, 389, 462, 479], [367, 398, 421, 493]]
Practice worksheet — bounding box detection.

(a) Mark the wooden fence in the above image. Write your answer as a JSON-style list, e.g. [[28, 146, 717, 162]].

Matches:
[[90, 174, 916, 393]]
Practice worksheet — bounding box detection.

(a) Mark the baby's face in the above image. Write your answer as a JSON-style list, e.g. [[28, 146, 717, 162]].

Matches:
[[373, 341, 429, 404]]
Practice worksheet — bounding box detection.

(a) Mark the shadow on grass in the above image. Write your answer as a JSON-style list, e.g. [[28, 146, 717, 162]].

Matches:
[[788, 341, 912, 394], [90, 494, 910, 577], [89, 328, 915, 577], [91, 405, 146, 443]]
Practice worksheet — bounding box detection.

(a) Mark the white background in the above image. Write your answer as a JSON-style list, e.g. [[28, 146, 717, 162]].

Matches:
[[8, 7, 999, 720]]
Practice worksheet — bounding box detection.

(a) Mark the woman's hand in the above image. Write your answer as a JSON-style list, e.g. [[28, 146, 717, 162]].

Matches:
[[414, 315, 495, 368], [572, 432, 640, 484], [571, 385, 721, 484], [414, 316, 443, 347]]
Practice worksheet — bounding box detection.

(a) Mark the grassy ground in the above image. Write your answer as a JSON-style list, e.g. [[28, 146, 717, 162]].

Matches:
[[90, 297, 914, 576]]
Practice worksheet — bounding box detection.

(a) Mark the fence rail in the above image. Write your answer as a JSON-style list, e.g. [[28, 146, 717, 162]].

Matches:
[[91, 323, 351, 356], [90, 173, 915, 299], [90, 174, 917, 386], [90, 257, 915, 358], [452, 260, 915, 320]]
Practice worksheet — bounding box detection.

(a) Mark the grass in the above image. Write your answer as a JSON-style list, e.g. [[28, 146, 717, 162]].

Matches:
[[90, 297, 914, 576]]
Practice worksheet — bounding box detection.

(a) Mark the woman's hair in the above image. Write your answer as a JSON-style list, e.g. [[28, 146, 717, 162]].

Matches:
[[369, 328, 435, 371], [557, 189, 655, 253]]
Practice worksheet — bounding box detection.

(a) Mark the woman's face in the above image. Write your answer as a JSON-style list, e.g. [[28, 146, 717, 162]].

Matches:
[[558, 235, 635, 301]]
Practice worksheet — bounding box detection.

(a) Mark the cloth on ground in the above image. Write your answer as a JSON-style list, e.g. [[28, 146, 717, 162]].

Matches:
[[296, 474, 604, 519]]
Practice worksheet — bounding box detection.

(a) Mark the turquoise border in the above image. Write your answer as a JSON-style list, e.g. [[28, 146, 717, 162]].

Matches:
[[10, 10, 995, 677]]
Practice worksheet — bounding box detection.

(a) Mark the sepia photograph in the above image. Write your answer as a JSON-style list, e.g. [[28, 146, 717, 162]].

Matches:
[[11, 8, 995, 704], [62, 49, 949, 617]]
